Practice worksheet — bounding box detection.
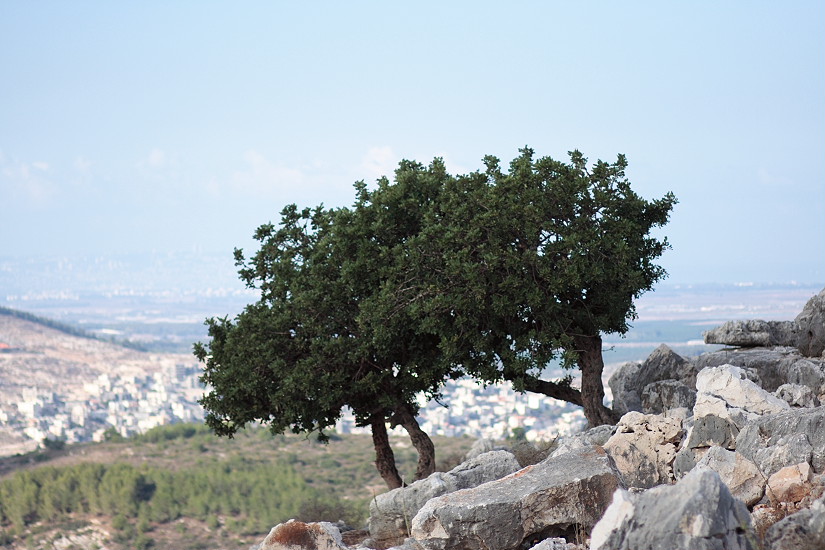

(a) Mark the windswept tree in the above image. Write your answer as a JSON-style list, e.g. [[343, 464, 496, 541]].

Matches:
[[403, 148, 677, 426], [195, 159, 459, 489], [195, 147, 676, 488]]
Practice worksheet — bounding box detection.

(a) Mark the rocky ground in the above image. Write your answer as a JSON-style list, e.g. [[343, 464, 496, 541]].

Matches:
[[256, 287, 825, 550]]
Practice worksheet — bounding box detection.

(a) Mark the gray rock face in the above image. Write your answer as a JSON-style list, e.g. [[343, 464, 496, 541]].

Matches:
[[783, 359, 825, 398], [703, 320, 797, 348], [590, 469, 754, 550], [603, 412, 683, 488], [368, 450, 521, 547], [695, 365, 790, 418], [736, 406, 825, 477], [695, 446, 766, 507], [609, 361, 643, 416], [609, 345, 695, 416], [687, 414, 739, 449], [763, 493, 825, 550], [641, 379, 697, 414], [694, 348, 802, 392], [463, 438, 509, 461], [796, 288, 825, 357], [409, 446, 621, 550], [637, 344, 698, 388], [775, 383, 820, 408], [549, 424, 615, 458]]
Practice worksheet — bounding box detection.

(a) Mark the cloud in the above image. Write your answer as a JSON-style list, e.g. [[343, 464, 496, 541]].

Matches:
[[361, 146, 398, 181], [74, 157, 92, 173], [757, 168, 793, 187], [0, 152, 58, 205], [137, 148, 169, 170], [230, 150, 305, 197]]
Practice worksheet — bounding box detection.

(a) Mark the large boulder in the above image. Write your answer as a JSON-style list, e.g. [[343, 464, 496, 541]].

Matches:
[[590, 468, 754, 550], [549, 424, 615, 458], [774, 383, 820, 408], [641, 379, 697, 414], [693, 348, 803, 392], [763, 492, 825, 550], [409, 446, 621, 550], [690, 366, 790, 453], [795, 288, 825, 357], [257, 520, 347, 550], [783, 359, 825, 399], [602, 412, 683, 488], [766, 462, 814, 504], [736, 406, 825, 477], [368, 450, 521, 547], [703, 320, 797, 348], [609, 345, 696, 416], [695, 364, 790, 418], [463, 438, 509, 461], [695, 446, 766, 507], [609, 361, 644, 415]]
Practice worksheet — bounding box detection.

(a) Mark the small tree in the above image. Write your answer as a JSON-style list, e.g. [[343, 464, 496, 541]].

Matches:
[[196, 160, 459, 489], [404, 148, 676, 426]]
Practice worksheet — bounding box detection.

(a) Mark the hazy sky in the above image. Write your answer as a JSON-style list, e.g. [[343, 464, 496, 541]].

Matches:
[[1, 2, 823, 285]]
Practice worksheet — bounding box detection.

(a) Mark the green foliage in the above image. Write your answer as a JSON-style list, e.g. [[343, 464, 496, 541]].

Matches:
[[133, 423, 212, 444], [41, 438, 66, 452], [0, 452, 360, 538], [102, 427, 124, 442]]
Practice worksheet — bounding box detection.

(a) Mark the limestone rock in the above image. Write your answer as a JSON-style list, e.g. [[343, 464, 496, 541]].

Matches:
[[258, 520, 347, 550], [608, 361, 643, 416], [641, 379, 696, 414], [409, 446, 621, 550], [736, 406, 825, 476], [549, 424, 615, 458], [673, 446, 709, 478], [463, 438, 508, 461], [609, 345, 696, 416], [703, 320, 796, 348], [783, 359, 825, 397], [527, 537, 580, 550], [695, 364, 790, 417], [368, 450, 521, 547], [590, 468, 753, 550], [774, 383, 819, 408], [795, 287, 825, 357], [695, 446, 766, 507], [686, 414, 739, 449], [693, 348, 803, 392], [636, 344, 698, 388], [766, 462, 813, 504], [603, 412, 683, 488], [763, 493, 825, 550]]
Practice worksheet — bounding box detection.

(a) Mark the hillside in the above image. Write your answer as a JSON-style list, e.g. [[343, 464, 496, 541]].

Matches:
[[0, 423, 476, 550], [0, 310, 202, 456]]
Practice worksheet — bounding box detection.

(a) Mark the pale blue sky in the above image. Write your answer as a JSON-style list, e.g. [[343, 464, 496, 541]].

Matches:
[[1, 2, 823, 285]]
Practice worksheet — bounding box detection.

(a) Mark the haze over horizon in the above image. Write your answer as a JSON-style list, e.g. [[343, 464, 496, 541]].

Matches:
[[2, 3, 823, 286]]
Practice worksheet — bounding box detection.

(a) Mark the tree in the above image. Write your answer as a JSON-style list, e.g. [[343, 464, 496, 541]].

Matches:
[[196, 146, 675, 488], [403, 148, 676, 426], [195, 160, 460, 489]]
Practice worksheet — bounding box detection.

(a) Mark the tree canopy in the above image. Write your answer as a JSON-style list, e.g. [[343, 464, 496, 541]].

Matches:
[[196, 159, 460, 488], [195, 147, 676, 484], [403, 148, 677, 424]]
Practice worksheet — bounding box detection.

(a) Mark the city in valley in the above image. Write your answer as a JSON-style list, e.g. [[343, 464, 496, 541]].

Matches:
[[1, 253, 821, 457]]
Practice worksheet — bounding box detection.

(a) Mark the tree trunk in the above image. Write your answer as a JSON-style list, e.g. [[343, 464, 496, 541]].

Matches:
[[371, 416, 403, 489], [574, 333, 620, 426], [393, 404, 436, 481]]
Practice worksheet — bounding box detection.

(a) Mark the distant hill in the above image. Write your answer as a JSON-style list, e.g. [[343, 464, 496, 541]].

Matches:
[[0, 306, 147, 351]]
